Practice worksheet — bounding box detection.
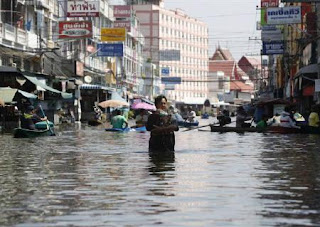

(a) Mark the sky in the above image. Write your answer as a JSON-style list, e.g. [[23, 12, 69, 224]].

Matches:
[[164, 0, 261, 61]]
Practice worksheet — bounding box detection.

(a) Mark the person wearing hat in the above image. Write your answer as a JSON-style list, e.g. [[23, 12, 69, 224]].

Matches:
[[21, 105, 47, 130]]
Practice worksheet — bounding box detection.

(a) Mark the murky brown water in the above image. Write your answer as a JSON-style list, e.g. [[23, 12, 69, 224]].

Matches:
[[1, 119, 320, 226]]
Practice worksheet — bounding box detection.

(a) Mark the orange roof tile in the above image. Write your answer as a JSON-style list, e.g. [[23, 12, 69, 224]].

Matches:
[[230, 81, 254, 92]]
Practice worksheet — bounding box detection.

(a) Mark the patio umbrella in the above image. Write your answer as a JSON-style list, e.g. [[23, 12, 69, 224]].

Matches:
[[98, 100, 129, 108], [131, 102, 156, 111]]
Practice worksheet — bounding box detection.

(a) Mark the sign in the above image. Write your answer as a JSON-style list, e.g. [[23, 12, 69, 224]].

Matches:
[[101, 28, 126, 42], [165, 84, 175, 90], [67, 1, 99, 17], [315, 79, 320, 92], [97, 43, 123, 57], [113, 5, 131, 18], [267, 6, 301, 25], [161, 67, 170, 76], [262, 41, 284, 55], [159, 50, 181, 61], [261, 28, 283, 41], [281, 0, 320, 2], [114, 20, 131, 32], [261, 0, 278, 7], [161, 77, 181, 84], [59, 21, 92, 39]]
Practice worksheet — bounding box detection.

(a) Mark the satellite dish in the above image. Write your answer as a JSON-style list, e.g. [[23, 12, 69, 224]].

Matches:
[[84, 75, 92, 83]]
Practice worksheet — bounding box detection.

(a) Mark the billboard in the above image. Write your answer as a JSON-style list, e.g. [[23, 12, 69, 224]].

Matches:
[[97, 43, 123, 57], [159, 50, 181, 61], [59, 21, 92, 39], [262, 41, 284, 55], [101, 28, 126, 42], [267, 6, 301, 25], [113, 5, 131, 18], [67, 1, 99, 17], [113, 20, 131, 32]]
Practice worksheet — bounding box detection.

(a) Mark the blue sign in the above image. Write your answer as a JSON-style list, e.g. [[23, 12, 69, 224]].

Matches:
[[161, 77, 181, 84], [262, 41, 284, 55], [161, 67, 170, 76], [97, 43, 123, 57]]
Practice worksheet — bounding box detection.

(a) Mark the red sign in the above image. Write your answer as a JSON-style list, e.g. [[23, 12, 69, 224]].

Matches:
[[59, 21, 92, 39], [67, 1, 99, 17], [113, 5, 131, 18], [261, 0, 278, 8], [113, 20, 131, 32]]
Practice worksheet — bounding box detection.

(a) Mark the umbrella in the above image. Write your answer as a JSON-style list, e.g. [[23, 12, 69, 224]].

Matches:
[[131, 102, 156, 111], [98, 100, 129, 108]]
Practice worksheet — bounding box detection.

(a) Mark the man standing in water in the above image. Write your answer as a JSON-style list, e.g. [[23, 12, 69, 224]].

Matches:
[[146, 95, 179, 152]]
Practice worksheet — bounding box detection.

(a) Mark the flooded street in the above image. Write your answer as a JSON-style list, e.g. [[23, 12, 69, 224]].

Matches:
[[1, 119, 320, 226]]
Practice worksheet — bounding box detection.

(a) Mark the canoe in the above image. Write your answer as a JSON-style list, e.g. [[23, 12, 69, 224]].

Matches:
[[35, 121, 54, 129], [178, 121, 199, 127], [13, 127, 55, 138], [104, 126, 147, 133], [210, 125, 260, 133]]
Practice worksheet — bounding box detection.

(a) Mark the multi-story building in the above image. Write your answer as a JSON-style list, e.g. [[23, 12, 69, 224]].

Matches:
[[132, 2, 209, 103]]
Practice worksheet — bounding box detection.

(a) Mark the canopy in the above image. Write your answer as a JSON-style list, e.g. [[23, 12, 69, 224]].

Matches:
[[98, 100, 129, 108], [0, 87, 37, 103], [131, 102, 156, 111], [294, 64, 319, 79], [22, 72, 72, 99]]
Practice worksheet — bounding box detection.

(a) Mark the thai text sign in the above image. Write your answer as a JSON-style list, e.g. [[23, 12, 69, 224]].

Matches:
[[97, 43, 123, 57], [67, 1, 99, 17], [161, 77, 181, 84], [267, 6, 301, 25], [261, 0, 278, 8], [114, 21, 131, 32], [113, 5, 131, 18], [59, 21, 92, 39], [262, 41, 284, 55], [159, 50, 181, 61], [101, 28, 126, 42]]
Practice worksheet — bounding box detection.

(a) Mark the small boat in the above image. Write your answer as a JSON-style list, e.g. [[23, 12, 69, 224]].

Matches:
[[178, 121, 199, 127], [13, 127, 55, 138], [105, 126, 147, 133], [210, 125, 259, 133], [266, 126, 301, 134]]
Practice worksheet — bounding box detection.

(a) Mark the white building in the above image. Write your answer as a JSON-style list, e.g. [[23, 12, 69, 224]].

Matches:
[[132, 3, 209, 103]]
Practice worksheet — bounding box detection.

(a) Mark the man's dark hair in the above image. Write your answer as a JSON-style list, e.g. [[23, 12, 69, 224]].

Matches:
[[154, 95, 167, 106]]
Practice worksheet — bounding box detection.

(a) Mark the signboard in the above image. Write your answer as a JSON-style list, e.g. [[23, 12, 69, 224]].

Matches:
[[113, 5, 131, 18], [159, 50, 181, 61], [261, 0, 279, 7], [67, 1, 99, 17], [161, 67, 170, 76], [261, 28, 283, 41], [97, 43, 123, 57], [59, 21, 92, 39], [101, 28, 126, 42], [262, 41, 284, 55], [281, 0, 320, 2], [161, 77, 181, 84], [165, 84, 175, 90], [267, 6, 301, 25], [114, 20, 131, 32]]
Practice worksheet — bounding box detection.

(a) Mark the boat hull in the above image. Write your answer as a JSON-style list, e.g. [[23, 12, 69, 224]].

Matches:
[[178, 121, 199, 127], [210, 125, 259, 133], [13, 128, 55, 138]]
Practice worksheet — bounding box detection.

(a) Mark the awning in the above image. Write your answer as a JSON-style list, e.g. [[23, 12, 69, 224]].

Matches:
[[0, 87, 37, 103], [294, 64, 319, 79], [80, 83, 113, 91], [22, 72, 73, 99]]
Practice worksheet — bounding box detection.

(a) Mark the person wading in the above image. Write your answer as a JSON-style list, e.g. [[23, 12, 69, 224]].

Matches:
[[146, 95, 179, 152]]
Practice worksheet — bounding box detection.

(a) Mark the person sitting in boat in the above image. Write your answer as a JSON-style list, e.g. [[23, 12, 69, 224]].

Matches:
[[21, 105, 47, 130], [268, 113, 281, 126], [256, 114, 269, 130], [217, 109, 231, 126], [280, 106, 299, 128], [111, 109, 128, 129], [236, 106, 252, 128], [135, 109, 149, 127], [187, 106, 196, 123], [293, 111, 306, 126], [308, 105, 319, 127]]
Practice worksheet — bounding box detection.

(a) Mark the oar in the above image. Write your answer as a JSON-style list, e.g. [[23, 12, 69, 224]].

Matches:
[[181, 121, 219, 132], [39, 105, 55, 136]]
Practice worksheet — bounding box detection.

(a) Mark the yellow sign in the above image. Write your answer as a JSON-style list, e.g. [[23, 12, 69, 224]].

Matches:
[[101, 28, 126, 42]]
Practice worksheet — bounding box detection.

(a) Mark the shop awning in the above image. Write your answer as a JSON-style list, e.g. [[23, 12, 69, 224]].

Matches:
[[22, 72, 72, 99], [294, 64, 319, 79], [0, 87, 37, 103]]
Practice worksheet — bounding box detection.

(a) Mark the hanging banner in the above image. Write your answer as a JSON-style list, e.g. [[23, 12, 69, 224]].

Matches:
[[59, 21, 92, 39], [67, 1, 100, 17]]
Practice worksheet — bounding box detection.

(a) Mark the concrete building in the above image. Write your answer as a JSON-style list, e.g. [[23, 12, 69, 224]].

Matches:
[[132, 3, 209, 103]]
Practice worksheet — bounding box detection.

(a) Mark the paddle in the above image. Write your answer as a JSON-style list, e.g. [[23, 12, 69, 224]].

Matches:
[[181, 120, 236, 132], [39, 105, 55, 136]]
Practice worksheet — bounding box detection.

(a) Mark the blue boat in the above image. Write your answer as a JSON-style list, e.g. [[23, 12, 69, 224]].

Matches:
[[105, 126, 147, 133]]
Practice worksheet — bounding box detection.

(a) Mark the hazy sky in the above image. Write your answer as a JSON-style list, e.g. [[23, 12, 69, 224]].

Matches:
[[164, 0, 261, 60]]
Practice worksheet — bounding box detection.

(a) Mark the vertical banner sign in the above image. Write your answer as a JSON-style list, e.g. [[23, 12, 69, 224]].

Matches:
[[67, 1, 100, 17], [59, 21, 92, 39], [101, 28, 126, 42]]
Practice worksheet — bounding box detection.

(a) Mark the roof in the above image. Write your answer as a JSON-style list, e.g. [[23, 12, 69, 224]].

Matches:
[[210, 47, 234, 61], [209, 60, 236, 78], [230, 81, 254, 92]]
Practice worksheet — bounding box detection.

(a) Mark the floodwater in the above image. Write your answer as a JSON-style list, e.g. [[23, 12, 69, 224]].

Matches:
[[1, 118, 320, 226]]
